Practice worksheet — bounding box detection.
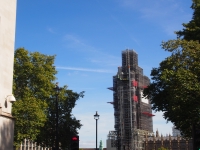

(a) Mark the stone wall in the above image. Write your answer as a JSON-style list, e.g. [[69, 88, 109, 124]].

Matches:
[[0, 0, 17, 149], [144, 134, 193, 150], [0, 112, 15, 150], [0, 0, 17, 114]]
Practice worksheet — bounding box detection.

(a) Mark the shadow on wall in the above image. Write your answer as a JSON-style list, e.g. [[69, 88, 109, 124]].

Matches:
[[0, 116, 15, 150]]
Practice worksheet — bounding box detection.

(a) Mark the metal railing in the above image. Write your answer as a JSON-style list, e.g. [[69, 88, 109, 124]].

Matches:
[[18, 139, 50, 150]]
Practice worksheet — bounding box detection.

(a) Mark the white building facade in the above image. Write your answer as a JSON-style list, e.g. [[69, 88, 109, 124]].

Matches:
[[0, 0, 17, 149], [106, 139, 117, 150], [172, 126, 181, 137]]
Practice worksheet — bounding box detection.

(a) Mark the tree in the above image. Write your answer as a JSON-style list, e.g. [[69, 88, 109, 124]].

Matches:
[[12, 96, 47, 144], [12, 48, 57, 146], [143, 0, 200, 138], [144, 39, 200, 137], [176, 0, 200, 41], [12, 48, 84, 149], [36, 85, 84, 150]]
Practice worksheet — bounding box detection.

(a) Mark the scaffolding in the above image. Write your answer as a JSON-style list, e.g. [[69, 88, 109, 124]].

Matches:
[[109, 49, 154, 150], [107, 131, 118, 148], [133, 129, 154, 150]]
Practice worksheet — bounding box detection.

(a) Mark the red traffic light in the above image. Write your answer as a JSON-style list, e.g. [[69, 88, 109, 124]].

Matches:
[[72, 136, 78, 141], [71, 136, 79, 150]]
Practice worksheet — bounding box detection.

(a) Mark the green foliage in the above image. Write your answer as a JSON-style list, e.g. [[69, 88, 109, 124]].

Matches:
[[12, 96, 47, 143], [176, 0, 200, 41], [12, 48, 84, 149], [13, 47, 57, 146], [143, 0, 200, 138], [158, 147, 168, 150], [144, 40, 200, 137], [13, 47, 57, 100], [36, 86, 84, 149]]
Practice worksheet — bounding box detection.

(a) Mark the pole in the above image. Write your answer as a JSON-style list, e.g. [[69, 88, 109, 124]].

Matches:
[[128, 65, 133, 150], [193, 124, 196, 150], [96, 119, 98, 150], [55, 94, 59, 150], [54, 82, 61, 150], [94, 111, 99, 150]]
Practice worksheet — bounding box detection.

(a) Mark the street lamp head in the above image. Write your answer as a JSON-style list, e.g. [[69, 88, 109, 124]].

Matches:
[[54, 82, 63, 93], [94, 111, 99, 120], [54, 82, 59, 90]]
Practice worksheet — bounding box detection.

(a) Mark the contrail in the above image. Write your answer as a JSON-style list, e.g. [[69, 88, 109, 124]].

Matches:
[[56, 66, 114, 73]]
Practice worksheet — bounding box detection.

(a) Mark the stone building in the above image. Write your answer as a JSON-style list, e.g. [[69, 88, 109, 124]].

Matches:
[[172, 126, 181, 137], [107, 131, 193, 150], [0, 0, 17, 149], [106, 50, 193, 150], [144, 131, 193, 150], [108, 49, 154, 150]]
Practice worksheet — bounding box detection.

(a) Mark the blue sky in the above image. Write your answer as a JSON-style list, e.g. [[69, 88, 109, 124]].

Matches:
[[15, 0, 193, 148]]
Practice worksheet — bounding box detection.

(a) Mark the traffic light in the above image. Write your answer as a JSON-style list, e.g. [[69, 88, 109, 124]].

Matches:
[[71, 135, 79, 150]]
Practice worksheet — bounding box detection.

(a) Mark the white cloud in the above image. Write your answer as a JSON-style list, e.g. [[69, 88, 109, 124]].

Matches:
[[66, 71, 88, 77], [47, 27, 57, 34], [118, 0, 192, 36], [56, 66, 115, 73], [109, 15, 141, 46], [86, 56, 120, 67], [63, 34, 97, 53], [63, 34, 121, 67]]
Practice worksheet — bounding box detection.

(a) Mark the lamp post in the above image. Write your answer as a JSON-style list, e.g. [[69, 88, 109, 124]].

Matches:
[[94, 111, 99, 150], [54, 82, 62, 150]]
